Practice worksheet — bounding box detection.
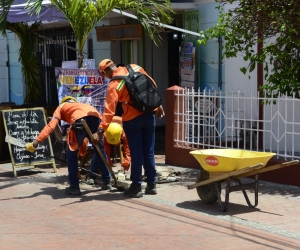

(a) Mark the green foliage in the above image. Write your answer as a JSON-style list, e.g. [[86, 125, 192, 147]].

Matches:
[[6, 22, 42, 103], [0, 0, 173, 102], [24, 0, 174, 67], [0, 0, 15, 35], [199, 0, 300, 98]]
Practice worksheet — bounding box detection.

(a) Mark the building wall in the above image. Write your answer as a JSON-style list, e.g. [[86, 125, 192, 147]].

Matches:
[[89, 20, 111, 68], [195, 0, 257, 95], [223, 3, 257, 95], [0, 34, 9, 103], [6, 31, 24, 105], [196, 1, 224, 91]]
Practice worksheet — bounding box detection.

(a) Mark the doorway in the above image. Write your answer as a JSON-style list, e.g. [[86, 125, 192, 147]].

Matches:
[[35, 26, 77, 107], [168, 32, 182, 87]]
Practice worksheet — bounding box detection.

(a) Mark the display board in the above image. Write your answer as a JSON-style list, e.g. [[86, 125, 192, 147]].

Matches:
[[2, 108, 56, 177], [179, 41, 196, 88], [55, 68, 109, 114]]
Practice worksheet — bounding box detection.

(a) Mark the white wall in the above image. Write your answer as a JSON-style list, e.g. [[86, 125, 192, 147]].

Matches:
[[89, 20, 112, 68], [0, 34, 9, 103], [195, 0, 216, 4], [6, 31, 24, 105]]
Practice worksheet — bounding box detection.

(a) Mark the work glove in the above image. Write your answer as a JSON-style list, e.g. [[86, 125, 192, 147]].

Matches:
[[25, 142, 36, 153], [121, 158, 130, 171]]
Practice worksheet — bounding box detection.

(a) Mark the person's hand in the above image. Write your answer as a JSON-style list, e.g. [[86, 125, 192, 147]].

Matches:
[[155, 105, 165, 119], [25, 142, 36, 153], [92, 131, 103, 145]]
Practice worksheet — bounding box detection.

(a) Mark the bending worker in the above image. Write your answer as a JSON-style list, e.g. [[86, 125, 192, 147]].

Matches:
[[25, 96, 111, 195], [85, 117, 131, 185]]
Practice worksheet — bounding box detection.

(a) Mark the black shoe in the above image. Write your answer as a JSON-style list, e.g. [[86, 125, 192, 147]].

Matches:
[[145, 183, 157, 195], [65, 186, 81, 195], [102, 181, 112, 190], [123, 183, 143, 198]]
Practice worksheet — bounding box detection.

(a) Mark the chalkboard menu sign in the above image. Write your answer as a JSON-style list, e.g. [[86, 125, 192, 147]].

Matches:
[[2, 108, 56, 177]]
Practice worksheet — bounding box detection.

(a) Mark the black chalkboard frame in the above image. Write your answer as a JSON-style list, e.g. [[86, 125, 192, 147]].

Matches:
[[2, 108, 57, 177]]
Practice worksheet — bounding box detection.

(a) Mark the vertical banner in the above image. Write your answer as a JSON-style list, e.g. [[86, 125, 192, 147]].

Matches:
[[179, 42, 196, 88], [55, 68, 109, 114], [179, 42, 196, 141]]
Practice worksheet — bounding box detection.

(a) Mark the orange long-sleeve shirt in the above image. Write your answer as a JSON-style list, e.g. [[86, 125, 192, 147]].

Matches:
[[100, 64, 158, 131], [104, 130, 131, 170], [37, 102, 101, 142]]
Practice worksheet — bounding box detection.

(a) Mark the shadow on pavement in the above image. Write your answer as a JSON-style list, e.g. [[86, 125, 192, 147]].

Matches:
[[0, 184, 126, 203], [175, 199, 286, 216], [176, 200, 282, 216]]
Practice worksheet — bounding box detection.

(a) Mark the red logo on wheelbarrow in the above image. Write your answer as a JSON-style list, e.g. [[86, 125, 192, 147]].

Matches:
[[205, 156, 219, 166]]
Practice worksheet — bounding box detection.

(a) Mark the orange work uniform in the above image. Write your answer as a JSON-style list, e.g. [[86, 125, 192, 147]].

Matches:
[[104, 129, 131, 170], [36, 102, 101, 149], [99, 64, 157, 131]]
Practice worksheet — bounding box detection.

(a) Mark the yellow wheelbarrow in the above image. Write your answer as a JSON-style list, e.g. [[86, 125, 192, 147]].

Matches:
[[188, 149, 299, 212]]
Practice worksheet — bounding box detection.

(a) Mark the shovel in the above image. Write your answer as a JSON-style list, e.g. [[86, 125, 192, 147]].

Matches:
[[81, 119, 124, 191], [5, 135, 102, 179]]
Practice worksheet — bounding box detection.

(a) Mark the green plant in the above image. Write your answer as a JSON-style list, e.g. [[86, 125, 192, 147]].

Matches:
[[25, 0, 174, 68], [6, 21, 42, 103], [198, 0, 300, 99]]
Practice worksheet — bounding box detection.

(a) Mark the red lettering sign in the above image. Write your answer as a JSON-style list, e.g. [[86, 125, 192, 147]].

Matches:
[[205, 156, 219, 166], [89, 76, 96, 84], [96, 76, 103, 84]]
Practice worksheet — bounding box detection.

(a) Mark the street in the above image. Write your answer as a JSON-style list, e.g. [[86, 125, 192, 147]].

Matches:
[[0, 155, 300, 249]]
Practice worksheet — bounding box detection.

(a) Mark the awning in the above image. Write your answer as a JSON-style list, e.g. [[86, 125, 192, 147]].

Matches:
[[6, 0, 202, 37], [111, 9, 202, 37], [7, 0, 65, 23]]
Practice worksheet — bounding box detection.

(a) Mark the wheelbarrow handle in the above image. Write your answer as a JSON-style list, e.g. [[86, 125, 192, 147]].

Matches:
[[81, 119, 118, 185]]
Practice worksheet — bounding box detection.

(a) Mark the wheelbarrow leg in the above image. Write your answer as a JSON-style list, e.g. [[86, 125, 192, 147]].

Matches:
[[235, 175, 259, 208], [215, 179, 230, 212], [215, 175, 259, 212]]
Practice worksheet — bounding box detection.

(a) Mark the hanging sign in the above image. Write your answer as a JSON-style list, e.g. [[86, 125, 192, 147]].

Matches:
[[95, 24, 143, 41]]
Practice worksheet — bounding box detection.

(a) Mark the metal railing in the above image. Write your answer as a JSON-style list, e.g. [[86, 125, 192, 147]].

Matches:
[[174, 88, 300, 160]]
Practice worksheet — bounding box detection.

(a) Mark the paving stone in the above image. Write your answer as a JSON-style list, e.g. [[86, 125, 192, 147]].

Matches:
[[1, 155, 300, 249]]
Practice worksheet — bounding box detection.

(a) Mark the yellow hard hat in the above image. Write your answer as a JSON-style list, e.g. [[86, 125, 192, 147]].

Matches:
[[106, 122, 122, 145], [60, 96, 78, 104]]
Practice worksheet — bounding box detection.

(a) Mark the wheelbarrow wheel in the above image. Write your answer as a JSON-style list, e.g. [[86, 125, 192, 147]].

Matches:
[[196, 170, 219, 204]]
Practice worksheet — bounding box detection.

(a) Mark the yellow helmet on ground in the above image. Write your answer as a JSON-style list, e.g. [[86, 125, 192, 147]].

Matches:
[[60, 96, 78, 104], [106, 122, 122, 145]]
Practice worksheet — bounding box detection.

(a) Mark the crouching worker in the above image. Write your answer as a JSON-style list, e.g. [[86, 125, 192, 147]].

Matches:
[[25, 96, 111, 195], [104, 117, 131, 171]]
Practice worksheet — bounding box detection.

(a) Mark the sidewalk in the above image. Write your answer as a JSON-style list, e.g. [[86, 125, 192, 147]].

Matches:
[[1, 154, 300, 249]]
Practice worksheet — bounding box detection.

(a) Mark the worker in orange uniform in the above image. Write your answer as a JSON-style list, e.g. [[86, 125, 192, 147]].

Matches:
[[25, 96, 111, 195], [92, 59, 164, 198], [104, 116, 131, 170]]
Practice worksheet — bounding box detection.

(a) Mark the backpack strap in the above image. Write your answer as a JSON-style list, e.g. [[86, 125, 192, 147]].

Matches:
[[110, 75, 126, 81], [110, 64, 134, 82], [125, 64, 135, 77]]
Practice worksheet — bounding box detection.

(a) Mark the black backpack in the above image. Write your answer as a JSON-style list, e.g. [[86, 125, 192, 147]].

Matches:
[[111, 64, 162, 113]]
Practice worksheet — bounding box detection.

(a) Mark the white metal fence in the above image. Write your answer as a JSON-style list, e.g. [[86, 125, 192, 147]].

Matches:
[[174, 88, 300, 160]]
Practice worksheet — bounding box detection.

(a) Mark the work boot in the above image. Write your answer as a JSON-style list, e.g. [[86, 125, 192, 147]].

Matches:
[[145, 183, 157, 195], [65, 186, 81, 196], [123, 183, 143, 198], [101, 181, 112, 190]]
